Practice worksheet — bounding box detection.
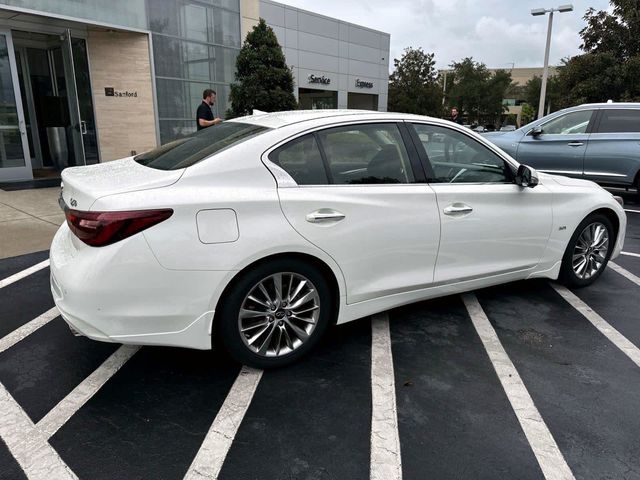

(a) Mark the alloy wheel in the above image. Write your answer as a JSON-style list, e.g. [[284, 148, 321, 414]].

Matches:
[[572, 222, 609, 280], [238, 272, 321, 357]]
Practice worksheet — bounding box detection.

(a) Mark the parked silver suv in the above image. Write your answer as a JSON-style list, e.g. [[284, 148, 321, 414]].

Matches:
[[484, 103, 640, 196]]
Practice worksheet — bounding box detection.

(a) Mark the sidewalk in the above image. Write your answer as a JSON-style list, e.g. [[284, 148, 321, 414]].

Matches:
[[0, 187, 63, 260]]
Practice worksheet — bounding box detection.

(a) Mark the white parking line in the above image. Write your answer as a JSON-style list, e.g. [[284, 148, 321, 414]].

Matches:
[[37, 345, 140, 440], [550, 284, 640, 369], [184, 366, 263, 480], [370, 313, 402, 480], [0, 307, 59, 354], [609, 262, 640, 287], [621, 251, 640, 258], [624, 209, 640, 214], [462, 293, 575, 480], [0, 381, 77, 480], [0, 259, 50, 289]]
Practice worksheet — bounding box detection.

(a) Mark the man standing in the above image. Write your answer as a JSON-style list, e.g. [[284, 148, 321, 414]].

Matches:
[[450, 107, 463, 125], [196, 89, 222, 130]]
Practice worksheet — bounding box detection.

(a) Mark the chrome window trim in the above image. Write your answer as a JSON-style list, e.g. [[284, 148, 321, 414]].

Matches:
[[583, 171, 628, 177], [539, 169, 582, 175]]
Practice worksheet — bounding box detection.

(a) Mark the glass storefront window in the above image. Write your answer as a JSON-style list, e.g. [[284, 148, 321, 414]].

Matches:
[[153, 36, 236, 83], [156, 78, 233, 143], [213, 9, 240, 47], [149, 0, 241, 143], [299, 89, 338, 109], [1, 0, 147, 30], [148, 0, 240, 47]]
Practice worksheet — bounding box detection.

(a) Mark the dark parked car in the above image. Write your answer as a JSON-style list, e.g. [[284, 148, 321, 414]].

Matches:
[[484, 103, 640, 195]]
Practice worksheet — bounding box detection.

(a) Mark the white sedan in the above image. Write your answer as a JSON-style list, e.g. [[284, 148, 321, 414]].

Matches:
[[50, 110, 626, 368]]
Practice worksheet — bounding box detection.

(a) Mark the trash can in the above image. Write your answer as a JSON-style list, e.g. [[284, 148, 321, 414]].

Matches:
[[47, 126, 68, 171]]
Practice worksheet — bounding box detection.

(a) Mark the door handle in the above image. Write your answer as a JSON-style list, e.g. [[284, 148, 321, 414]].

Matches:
[[80, 120, 87, 135], [306, 209, 346, 223], [567, 142, 584, 147], [443, 204, 473, 216]]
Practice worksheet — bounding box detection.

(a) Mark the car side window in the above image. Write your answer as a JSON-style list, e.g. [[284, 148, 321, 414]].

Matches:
[[539, 110, 593, 135], [411, 123, 513, 184], [596, 109, 640, 133], [269, 134, 329, 185], [316, 123, 415, 184]]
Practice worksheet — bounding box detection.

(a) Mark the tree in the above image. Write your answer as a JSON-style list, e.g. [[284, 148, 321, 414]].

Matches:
[[557, 53, 626, 106], [388, 47, 442, 115], [446, 58, 512, 124], [524, 75, 562, 117], [580, 1, 640, 59], [520, 103, 536, 126], [227, 18, 297, 118], [556, 1, 640, 105], [485, 69, 513, 122]]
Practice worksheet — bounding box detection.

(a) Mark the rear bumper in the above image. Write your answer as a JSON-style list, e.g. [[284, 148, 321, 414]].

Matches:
[[50, 223, 232, 350]]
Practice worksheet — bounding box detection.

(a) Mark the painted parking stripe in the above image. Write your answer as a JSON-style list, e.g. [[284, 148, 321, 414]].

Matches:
[[550, 283, 640, 368], [0, 259, 49, 289], [621, 251, 640, 258], [462, 293, 575, 480], [0, 381, 77, 480], [0, 307, 59, 354], [37, 345, 140, 440], [609, 262, 640, 287], [184, 366, 263, 480], [624, 209, 640, 214], [370, 313, 402, 480]]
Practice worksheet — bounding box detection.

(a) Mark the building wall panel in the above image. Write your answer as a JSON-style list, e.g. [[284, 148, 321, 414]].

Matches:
[[87, 30, 157, 160]]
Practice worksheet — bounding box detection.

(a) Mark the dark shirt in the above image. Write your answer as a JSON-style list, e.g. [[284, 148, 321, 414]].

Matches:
[[451, 115, 463, 125], [196, 101, 214, 130]]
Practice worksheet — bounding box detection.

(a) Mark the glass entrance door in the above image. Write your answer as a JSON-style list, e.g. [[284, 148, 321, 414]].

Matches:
[[0, 29, 32, 181], [61, 29, 99, 167]]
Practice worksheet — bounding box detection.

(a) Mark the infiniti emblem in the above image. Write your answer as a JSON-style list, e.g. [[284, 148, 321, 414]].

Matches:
[[70, 198, 78, 207], [275, 311, 285, 319]]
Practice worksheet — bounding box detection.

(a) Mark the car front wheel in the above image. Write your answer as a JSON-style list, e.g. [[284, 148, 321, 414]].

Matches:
[[217, 258, 333, 368], [559, 213, 614, 288]]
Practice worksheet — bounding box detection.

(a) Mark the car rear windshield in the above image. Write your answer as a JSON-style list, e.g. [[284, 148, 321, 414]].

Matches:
[[134, 122, 269, 170]]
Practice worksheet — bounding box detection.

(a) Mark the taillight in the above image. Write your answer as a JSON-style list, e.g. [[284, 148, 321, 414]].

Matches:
[[65, 208, 173, 247]]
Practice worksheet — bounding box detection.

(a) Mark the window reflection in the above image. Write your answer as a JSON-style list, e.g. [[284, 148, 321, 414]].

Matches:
[[147, 0, 240, 143]]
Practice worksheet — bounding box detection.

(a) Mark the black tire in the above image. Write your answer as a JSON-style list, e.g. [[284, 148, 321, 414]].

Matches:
[[217, 258, 334, 369], [559, 213, 614, 288]]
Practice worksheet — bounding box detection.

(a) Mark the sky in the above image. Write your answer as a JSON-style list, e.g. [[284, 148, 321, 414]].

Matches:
[[276, 0, 612, 71]]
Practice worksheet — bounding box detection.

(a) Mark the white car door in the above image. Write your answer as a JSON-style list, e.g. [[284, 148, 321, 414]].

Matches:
[[409, 122, 553, 284], [269, 122, 441, 304]]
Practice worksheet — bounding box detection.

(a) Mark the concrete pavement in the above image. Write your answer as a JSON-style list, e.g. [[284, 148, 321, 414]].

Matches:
[[0, 187, 63, 260]]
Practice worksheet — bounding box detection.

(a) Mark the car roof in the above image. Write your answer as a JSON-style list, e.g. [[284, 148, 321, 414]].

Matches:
[[228, 109, 440, 129], [579, 102, 640, 107]]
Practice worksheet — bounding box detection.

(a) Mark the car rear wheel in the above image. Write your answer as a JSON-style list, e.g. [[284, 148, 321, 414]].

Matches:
[[217, 258, 333, 368], [559, 213, 614, 288]]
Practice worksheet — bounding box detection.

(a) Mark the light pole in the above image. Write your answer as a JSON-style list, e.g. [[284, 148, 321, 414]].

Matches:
[[531, 4, 573, 119]]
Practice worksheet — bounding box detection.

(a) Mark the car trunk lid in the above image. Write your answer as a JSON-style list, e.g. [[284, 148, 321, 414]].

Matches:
[[60, 157, 184, 211]]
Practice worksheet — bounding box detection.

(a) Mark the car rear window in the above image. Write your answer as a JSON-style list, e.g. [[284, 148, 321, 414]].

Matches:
[[597, 109, 640, 133], [135, 122, 269, 170]]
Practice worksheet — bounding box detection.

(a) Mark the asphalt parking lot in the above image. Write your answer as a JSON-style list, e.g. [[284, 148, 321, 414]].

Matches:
[[1, 192, 639, 480]]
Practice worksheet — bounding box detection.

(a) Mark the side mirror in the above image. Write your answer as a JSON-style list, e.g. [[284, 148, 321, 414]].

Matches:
[[516, 164, 539, 188], [529, 126, 543, 137]]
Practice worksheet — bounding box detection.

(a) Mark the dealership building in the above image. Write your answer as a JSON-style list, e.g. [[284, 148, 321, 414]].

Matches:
[[0, 0, 390, 183]]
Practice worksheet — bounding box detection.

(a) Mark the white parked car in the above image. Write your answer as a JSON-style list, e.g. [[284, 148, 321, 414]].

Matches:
[[50, 110, 626, 368]]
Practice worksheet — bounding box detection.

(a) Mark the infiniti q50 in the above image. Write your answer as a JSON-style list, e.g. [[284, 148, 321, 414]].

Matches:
[[50, 110, 626, 368]]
